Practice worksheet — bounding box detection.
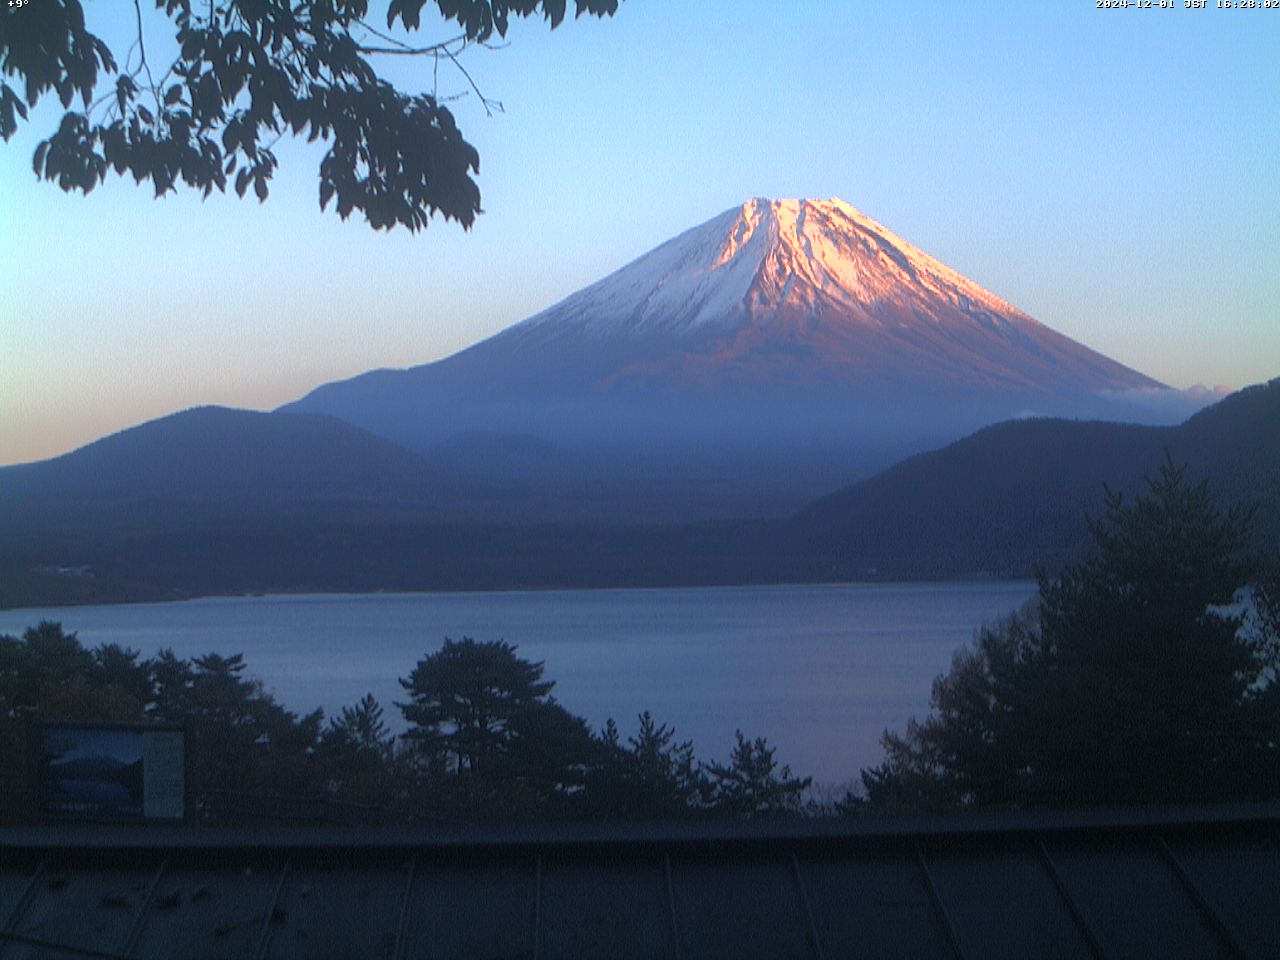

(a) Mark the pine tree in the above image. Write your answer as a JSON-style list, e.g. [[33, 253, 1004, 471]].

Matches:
[[705, 731, 810, 818], [864, 461, 1279, 809], [397, 637, 554, 776]]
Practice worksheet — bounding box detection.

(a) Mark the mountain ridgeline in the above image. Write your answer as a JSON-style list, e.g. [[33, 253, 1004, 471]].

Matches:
[[799, 378, 1280, 578], [1, 379, 1275, 607], [2, 198, 1270, 606]]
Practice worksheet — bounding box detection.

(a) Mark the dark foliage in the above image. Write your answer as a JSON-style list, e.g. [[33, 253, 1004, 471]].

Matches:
[[703, 730, 811, 818], [397, 636, 555, 775], [582, 715, 812, 819], [0, 0, 619, 230], [325, 691, 393, 759], [396, 637, 607, 818], [314, 692, 404, 807], [1256, 562, 1280, 649], [859, 461, 1280, 811], [582, 712, 705, 819], [147, 649, 325, 801], [0, 623, 816, 824], [498, 698, 596, 810]]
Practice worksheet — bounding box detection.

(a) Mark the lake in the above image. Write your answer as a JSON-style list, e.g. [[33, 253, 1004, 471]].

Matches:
[[0, 582, 1037, 785]]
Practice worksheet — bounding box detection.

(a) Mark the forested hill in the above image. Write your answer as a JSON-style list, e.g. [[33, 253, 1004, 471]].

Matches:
[[1, 382, 1274, 608], [1, 407, 440, 505], [796, 378, 1280, 579], [0, 405, 524, 532], [1171, 379, 1280, 527]]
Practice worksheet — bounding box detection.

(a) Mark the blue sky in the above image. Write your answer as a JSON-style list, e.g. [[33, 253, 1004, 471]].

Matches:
[[2, 1, 1277, 465]]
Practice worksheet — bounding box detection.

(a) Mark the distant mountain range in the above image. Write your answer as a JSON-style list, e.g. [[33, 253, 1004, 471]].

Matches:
[[2, 198, 1268, 607], [1, 380, 1274, 608]]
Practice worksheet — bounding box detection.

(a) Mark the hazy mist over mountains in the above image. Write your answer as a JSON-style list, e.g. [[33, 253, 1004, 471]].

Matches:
[[280, 198, 1213, 517]]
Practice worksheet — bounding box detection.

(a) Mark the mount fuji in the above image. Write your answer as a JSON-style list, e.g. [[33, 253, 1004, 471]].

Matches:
[[283, 198, 1194, 518]]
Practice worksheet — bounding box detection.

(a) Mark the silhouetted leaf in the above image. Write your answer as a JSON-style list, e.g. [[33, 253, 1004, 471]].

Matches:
[[3, 0, 622, 229]]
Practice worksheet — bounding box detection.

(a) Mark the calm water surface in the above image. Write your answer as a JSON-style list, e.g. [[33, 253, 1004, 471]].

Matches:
[[1, 582, 1036, 784]]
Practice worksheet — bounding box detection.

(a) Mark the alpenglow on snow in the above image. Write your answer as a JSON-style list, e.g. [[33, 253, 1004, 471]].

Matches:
[[283, 198, 1184, 516]]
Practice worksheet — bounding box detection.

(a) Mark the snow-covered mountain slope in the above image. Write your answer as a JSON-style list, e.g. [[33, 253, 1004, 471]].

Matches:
[[486, 197, 1161, 395], [283, 199, 1198, 518], [513, 197, 1043, 340]]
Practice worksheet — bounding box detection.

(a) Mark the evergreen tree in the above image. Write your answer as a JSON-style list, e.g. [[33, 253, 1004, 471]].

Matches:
[[90, 643, 154, 707], [316, 693, 402, 809], [0, 622, 151, 724], [151, 649, 325, 806], [500, 699, 595, 809], [4, 621, 94, 708], [582, 712, 706, 819], [397, 637, 554, 776], [863, 461, 1279, 809], [705, 731, 811, 818], [324, 693, 393, 760]]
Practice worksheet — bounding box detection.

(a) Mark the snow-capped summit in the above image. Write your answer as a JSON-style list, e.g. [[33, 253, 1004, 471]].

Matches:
[[283, 199, 1189, 518], [517, 198, 1027, 340], [495, 197, 1159, 395]]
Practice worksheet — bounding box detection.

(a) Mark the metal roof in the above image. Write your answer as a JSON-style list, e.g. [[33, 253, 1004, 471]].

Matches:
[[2, 803, 1278, 959]]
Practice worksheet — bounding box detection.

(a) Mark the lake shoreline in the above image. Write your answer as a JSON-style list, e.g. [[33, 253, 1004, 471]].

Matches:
[[0, 571, 1028, 614]]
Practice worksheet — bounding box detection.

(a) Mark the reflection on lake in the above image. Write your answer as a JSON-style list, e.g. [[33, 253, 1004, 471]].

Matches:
[[1, 582, 1036, 783]]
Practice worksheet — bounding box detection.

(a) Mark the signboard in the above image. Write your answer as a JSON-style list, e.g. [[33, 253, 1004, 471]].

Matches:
[[34, 722, 186, 822]]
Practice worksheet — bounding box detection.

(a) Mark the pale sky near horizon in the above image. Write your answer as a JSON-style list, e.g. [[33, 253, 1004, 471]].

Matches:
[[2, 1, 1278, 466]]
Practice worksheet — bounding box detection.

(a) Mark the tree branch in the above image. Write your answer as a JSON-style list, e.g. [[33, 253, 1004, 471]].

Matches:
[[443, 44, 503, 116], [131, 0, 162, 114]]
